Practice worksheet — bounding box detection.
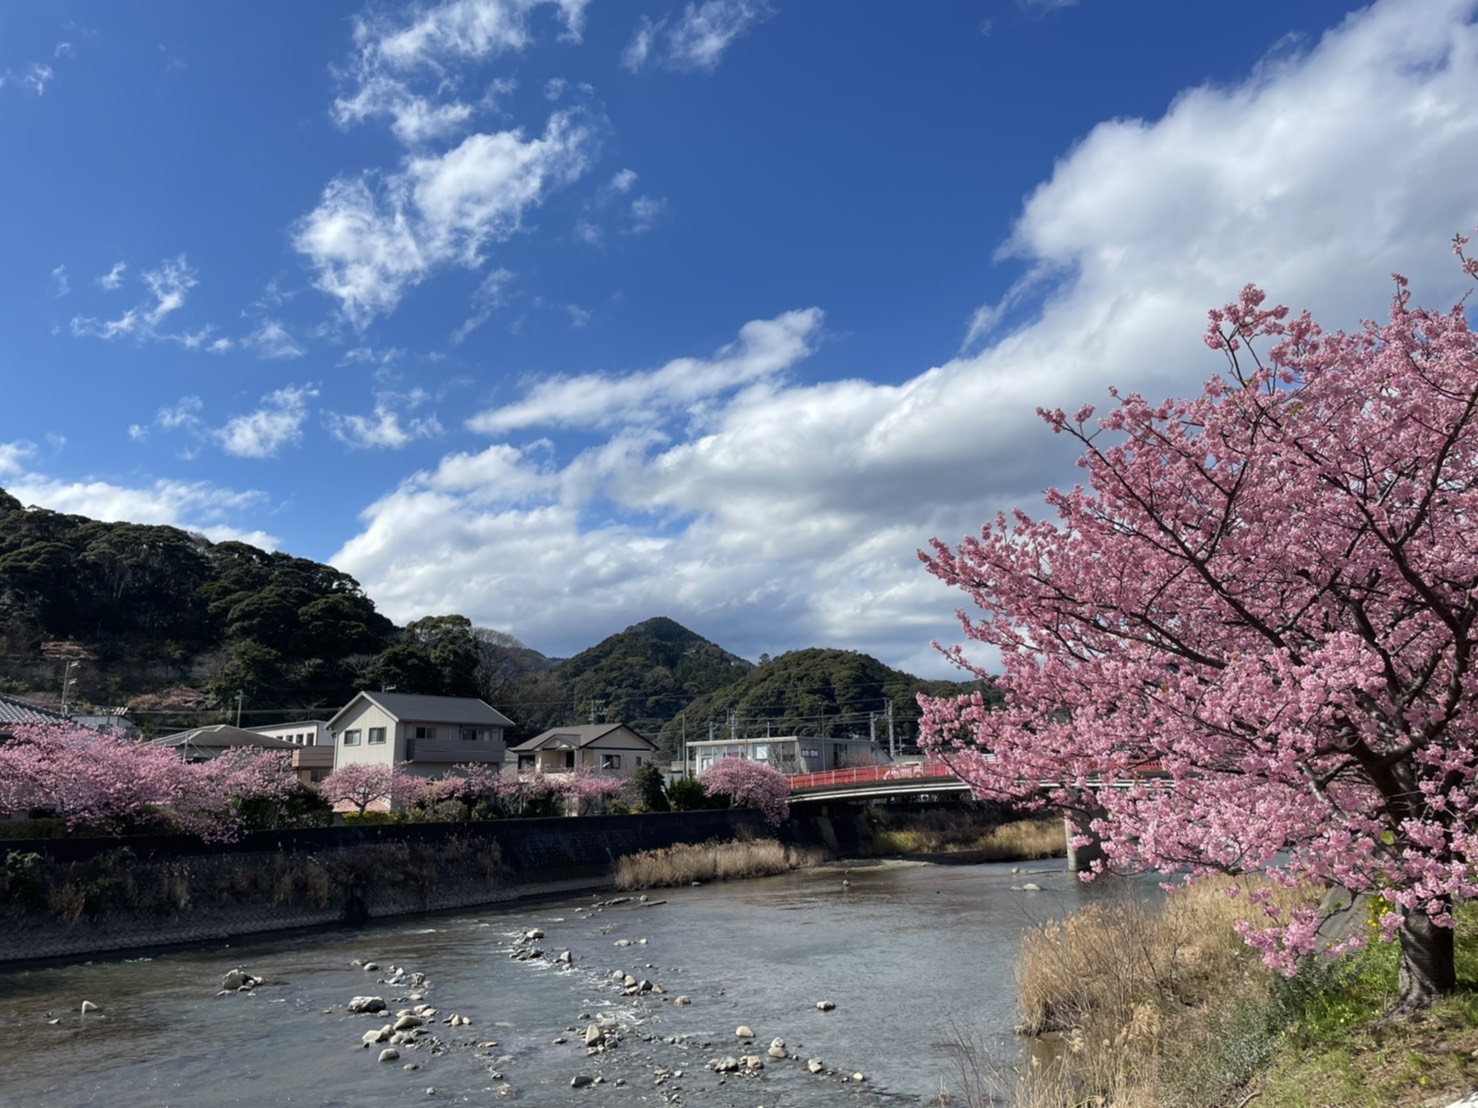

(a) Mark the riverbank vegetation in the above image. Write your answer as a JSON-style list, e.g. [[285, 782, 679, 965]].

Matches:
[[949, 880, 1478, 1107], [613, 836, 826, 890], [866, 808, 1064, 861]]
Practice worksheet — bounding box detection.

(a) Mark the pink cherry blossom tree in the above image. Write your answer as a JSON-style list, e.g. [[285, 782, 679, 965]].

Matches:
[[919, 235, 1478, 1011], [550, 767, 627, 816], [700, 757, 790, 825], [319, 763, 397, 816]]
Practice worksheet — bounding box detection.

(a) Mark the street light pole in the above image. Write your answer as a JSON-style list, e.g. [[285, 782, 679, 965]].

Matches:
[[235, 690, 244, 728], [60, 660, 78, 716]]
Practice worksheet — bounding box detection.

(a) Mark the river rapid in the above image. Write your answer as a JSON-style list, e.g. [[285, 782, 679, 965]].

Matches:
[[0, 857, 1146, 1107]]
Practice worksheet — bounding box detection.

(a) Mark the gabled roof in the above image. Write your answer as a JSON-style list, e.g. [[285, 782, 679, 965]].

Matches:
[[508, 723, 660, 753], [0, 692, 70, 729], [326, 691, 514, 731]]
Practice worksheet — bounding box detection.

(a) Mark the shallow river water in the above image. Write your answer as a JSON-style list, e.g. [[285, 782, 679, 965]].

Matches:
[[0, 858, 1150, 1107]]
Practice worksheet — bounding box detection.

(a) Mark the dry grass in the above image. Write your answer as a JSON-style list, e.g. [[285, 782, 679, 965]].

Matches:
[[870, 814, 1066, 861], [945, 876, 1321, 1107], [613, 837, 826, 890]]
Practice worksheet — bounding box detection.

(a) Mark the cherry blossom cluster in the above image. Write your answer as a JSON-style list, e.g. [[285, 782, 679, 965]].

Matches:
[[920, 236, 1478, 978], [0, 723, 297, 842], [700, 756, 791, 825]]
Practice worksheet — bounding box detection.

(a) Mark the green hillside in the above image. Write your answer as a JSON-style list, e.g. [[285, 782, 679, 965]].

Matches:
[[654, 646, 992, 752]]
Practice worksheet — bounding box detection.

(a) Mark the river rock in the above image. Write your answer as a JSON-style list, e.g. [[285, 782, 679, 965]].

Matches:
[[394, 1014, 425, 1031], [808, 1059, 825, 1074], [673, 995, 691, 1006], [556, 950, 573, 965], [570, 1074, 595, 1088], [363, 962, 380, 972], [221, 969, 259, 991], [741, 1055, 764, 1071], [526, 929, 544, 940], [735, 1025, 754, 1039], [712, 1056, 740, 1073], [583, 1024, 603, 1047], [1021, 882, 1042, 892], [348, 996, 387, 1014], [767, 1037, 787, 1059], [362, 1027, 390, 1045], [815, 1000, 836, 1011], [378, 1048, 400, 1062]]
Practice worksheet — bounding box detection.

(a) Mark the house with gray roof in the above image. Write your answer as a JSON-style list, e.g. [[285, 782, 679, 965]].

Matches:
[[508, 723, 660, 778], [0, 692, 69, 739], [325, 692, 514, 791]]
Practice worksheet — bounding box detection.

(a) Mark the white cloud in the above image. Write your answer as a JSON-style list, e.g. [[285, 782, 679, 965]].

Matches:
[[20, 63, 54, 95], [467, 307, 821, 433], [54, 42, 75, 59], [624, 1, 772, 73], [621, 16, 660, 71], [628, 194, 666, 233], [0, 441, 279, 549], [333, 0, 588, 146], [609, 168, 637, 193], [50, 265, 69, 295], [327, 388, 444, 450], [215, 386, 319, 459], [566, 304, 591, 328], [296, 111, 596, 325], [98, 261, 126, 289], [245, 319, 306, 359], [336, 0, 1478, 672], [452, 266, 516, 343], [70, 254, 201, 343]]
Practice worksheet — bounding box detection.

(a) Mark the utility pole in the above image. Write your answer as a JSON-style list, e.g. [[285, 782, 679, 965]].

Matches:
[[887, 700, 897, 759], [728, 708, 738, 743], [235, 690, 244, 728], [869, 710, 878, 745], [588, 698, 606, 724]]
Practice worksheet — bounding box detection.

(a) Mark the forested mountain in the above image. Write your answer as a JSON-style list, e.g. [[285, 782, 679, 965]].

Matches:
[[495, 617, 753, 743], [0, 490, 983, 747], [654, 647, 993, 753], [0, 491, 508, 729]]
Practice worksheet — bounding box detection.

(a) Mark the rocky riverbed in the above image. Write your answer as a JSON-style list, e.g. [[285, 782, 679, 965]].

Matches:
[[3, 858, 1124, 1105]]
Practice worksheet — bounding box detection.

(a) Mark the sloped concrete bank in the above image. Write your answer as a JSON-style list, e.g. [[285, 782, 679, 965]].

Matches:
[[0, 809, 778, 964]]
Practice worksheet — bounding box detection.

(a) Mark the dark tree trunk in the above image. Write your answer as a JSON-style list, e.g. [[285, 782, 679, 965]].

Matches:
[[1393, 905, 1456, 1013]]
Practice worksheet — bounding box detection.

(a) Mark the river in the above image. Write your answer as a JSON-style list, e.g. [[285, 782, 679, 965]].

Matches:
[[0, 857, 1149, 1107]]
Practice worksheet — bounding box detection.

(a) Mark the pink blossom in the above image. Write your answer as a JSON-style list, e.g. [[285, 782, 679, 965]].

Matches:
[[700, 757, 790, 825], [920, 232, 1478, 997]]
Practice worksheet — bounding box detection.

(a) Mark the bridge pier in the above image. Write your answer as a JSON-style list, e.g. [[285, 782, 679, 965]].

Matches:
[[1064, 811, 1106, 873]]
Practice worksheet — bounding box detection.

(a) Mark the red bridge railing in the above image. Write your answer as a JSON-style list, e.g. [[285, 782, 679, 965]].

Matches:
[[788, 760, 958, 791]]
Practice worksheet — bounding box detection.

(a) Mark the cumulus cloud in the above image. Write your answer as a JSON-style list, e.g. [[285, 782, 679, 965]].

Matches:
[[622, 1, 772, 73], [215, 386, 319, 459], [331, 0, 1478, 672], [296, 111, 596, 325], [98, 261, 126, 289]]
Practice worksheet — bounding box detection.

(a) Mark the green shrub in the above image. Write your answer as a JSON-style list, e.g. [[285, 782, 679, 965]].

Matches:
[[342, 810, 399, 826], [666, 777, 716, 811]]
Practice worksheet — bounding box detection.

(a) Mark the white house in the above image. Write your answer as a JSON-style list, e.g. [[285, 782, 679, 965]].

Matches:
[[250, 719, 332, 747], [507, 723, 660, 777], [326, 691, 513, 779], [683, 735, 888, 777]]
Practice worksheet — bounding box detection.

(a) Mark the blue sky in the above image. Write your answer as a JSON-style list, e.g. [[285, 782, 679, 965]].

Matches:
[[4, 0, 1477, 676]]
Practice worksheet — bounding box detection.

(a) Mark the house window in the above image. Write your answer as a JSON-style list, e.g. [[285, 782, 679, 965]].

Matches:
[[601, 754, 621, 770], [414, 726, 435, 741], [461, 728, 478, 741], [635, 756, 642, 766], [343, 729, 361, 745], [368, 727, 386, 744], [803, 748, 820, 759], [518, 754, 535, 771]]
